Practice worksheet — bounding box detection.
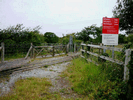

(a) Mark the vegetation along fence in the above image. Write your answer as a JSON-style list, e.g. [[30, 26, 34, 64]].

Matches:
[[81, 43, 132, 81]]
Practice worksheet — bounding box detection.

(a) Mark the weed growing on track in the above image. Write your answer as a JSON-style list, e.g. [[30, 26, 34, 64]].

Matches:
[[62, 57, 127, 100]]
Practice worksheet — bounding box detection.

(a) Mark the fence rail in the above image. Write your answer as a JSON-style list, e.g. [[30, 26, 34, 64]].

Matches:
[[0, 42, 81, 62], [25, 43, 80, 59], [81, 43, 131, 81], [86, 44, 123, 51]]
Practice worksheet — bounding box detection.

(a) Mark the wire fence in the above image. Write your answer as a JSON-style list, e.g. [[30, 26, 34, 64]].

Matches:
[[0, 42, 81, 61], [0, 43, 30, 60]]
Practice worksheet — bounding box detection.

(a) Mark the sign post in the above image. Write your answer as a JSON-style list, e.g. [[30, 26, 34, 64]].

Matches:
[[69, 36, 73, 52], [102, 17, 119, 45]]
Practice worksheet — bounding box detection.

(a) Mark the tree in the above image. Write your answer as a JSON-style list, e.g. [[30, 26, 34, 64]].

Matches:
[[113, 0, 133, 34], [76, 25, 102, 43], [0, 24, 44, 44], [127, 34, 133, 43], [44, 32, 59, 43], [118, 34, 126, 44]]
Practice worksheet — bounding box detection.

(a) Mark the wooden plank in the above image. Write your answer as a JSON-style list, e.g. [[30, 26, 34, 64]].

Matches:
[[86, 51, 124, 65], [81, 43, 122, 51], [80, 55, 85, 58], [81, 43, 86, 46], [25, 46, 32, 59], [34, 46, 53, 48], [88, 44, 122, 51], [55, 45, 66, 47], [36, 48, 44, 57], [124, 49, 131, 81], [1, 43, 4, 62], [81, 49, 85, 52]]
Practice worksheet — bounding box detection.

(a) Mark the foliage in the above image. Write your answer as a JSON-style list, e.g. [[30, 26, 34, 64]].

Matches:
[[59, 33, 81, 44], [44, 32, 59, 43], [0, 24, 45, 60], [76, 25, 102, 43], [127, 34, 133, 43], [113, 0, 133, 34], [118, 34, 127, 44], [62, 58, 127, 99], [0, 24, 44, 45]]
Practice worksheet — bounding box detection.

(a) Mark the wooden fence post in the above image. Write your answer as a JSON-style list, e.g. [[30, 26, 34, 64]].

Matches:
[[67, 44, 69, 53], [103, 45, 106, 53], [1, 42, 4, 63], [99, 43, 102, 54], [112, 45, 114, 59], [74, 43, 76, 53], [53, 44, 55, 57], [81, 43, 84, 56], [124, 49, 131, 81], [25, 43, 33, 59], [87, 45, 90, 58], [31, 43, 33, 58]]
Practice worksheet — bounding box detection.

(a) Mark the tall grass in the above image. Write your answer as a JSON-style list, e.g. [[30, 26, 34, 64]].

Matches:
[[62, 58, 127, 99]]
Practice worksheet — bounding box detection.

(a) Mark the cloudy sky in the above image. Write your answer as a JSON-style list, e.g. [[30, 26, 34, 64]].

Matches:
[[0, 0, 117, 37]]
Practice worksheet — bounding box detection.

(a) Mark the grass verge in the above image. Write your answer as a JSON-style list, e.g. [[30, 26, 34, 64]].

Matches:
[[61, 57, 127, 100]]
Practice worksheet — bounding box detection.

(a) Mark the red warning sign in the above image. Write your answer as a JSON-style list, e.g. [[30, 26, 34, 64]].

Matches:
[[102, 17, 119, 34]]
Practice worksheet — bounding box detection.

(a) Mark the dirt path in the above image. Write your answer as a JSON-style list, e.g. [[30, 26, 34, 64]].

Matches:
[[0, 52, 83, 99]]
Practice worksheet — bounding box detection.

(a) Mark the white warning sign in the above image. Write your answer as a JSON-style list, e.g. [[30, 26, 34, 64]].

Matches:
[[102, 34, 118, 45]]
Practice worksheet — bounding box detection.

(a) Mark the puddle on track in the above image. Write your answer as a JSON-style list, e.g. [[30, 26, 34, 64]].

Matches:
[[0, 62, 71, 96]]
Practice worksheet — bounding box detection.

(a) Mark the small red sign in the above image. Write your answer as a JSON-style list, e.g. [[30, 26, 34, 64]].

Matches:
[[102, 17, 119, 34]]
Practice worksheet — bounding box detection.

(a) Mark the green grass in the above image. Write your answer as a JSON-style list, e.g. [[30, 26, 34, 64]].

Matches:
[[61, 57, 126, 100], [0, 77, 65, 100], [0, 77, 82, 100], [0, 53, 27, 61]]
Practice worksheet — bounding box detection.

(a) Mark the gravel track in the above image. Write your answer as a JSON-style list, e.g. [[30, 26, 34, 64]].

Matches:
[[0, 52, 81, 98]]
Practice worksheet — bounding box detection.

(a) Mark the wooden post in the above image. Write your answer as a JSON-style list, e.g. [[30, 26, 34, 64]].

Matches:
[[87, 45, 90, 58], [67, 44, 69, 53], [1, 42, 4, 63], [31, 43, 33, 58], [124, 49, 131, 81], [65, 45, 67, 54], [103, 45, 106, 53], [99, 43, 103, 54], [25, 45, 33, 59], [53, 44, 55, 57], [112, 45, 114, 59], [74, 43, 76, 53], [99, 48, 100, 54], [81, 44, 84, 56], [91, 42, 93, 52]]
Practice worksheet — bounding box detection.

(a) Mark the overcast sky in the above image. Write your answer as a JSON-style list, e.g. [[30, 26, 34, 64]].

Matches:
[[0, 0, 117, 37]]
